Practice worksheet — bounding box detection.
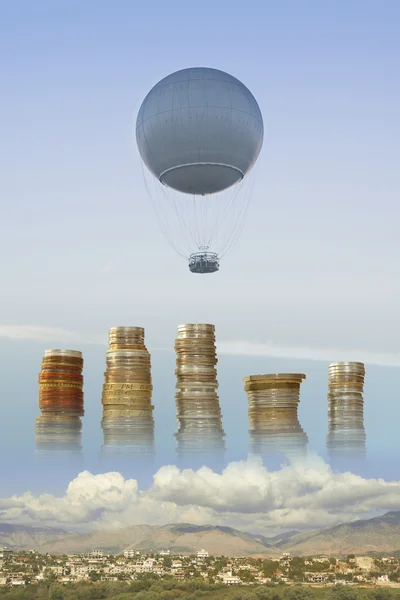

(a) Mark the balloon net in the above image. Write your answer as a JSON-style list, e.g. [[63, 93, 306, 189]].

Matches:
[[140, 160, 259, 261]]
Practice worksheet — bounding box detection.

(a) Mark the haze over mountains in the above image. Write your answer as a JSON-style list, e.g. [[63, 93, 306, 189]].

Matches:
[[2, 512, 400, 556]]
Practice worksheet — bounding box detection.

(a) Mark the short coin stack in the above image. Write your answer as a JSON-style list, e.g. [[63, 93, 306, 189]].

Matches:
[[174, 324, 225, 455], [327, 361, 366, 457], [36, 349, 84, 453], [101, 327, 154, 454], [243, 373, 308, 458], [38, 349, 84, 416]]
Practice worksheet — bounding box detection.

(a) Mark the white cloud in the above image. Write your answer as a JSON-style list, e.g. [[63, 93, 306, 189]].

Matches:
[[1, 457, 400, 534], [2, 326, 400, 367], [217, 340, 400, 367], [0, 325, 103, 345]]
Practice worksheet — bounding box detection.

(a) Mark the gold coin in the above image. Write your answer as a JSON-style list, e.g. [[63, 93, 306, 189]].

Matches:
[[39, 382, 83, 389], [102, 410, 153, 419], [102, 401, 153, 409], [102, 398, 152, 407], [101, 390, 152, 399], [102, 397, 153, 407], [328, 381, 364, 387], [102, 408, 153, 417], [102, 389, 152, 398], [244, 381, 301, 391], [103, 383, 153, 391], [243, 374, 306, 383]]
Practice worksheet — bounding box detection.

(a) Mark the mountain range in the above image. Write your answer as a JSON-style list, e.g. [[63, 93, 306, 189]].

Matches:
[[2, 511, 400, 556]]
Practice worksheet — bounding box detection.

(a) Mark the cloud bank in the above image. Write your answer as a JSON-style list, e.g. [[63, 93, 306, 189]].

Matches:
[[217, 340, 400, 367], [1, 457, 400, 534], [0, 325, 102, 345], [2, 325, 400, 367]]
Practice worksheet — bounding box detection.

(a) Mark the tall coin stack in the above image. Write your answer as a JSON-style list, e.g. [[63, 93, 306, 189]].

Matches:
[[327, 361, 366, 458], [243, 374, 308, 459], [35, 350, 84, 454], [174, 324, 225, 457], [101, 327, 154, 455]]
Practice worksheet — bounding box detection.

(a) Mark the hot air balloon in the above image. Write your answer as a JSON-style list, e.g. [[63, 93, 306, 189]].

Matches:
[[136, 67, 263, 273]]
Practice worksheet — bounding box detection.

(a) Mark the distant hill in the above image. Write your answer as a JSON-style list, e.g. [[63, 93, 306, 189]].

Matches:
[[36, 524, 279, 557], [0, 524, 67, 551], [278, 511, 400, 555], [2, 512, 400, 556]]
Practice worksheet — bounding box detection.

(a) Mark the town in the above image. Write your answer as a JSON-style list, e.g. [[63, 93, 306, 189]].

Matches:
[[1, 545, 400, 592]]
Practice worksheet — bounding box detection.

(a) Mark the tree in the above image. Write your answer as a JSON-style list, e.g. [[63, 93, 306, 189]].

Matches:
[[285, 586, 314, 600], [48, 584, 65, 600], [163, 557, 172, 568], [263, 560, 278, 578], [240, 569, 255, 583], [328, 584, 357, 600], [42, 568, 57, 583], [374, 589, 392, 600]]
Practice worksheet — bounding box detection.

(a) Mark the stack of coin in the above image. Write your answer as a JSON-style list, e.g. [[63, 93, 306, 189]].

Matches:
[[174, 324, 225, 455], [327, 362, 366, 457], [36, 349, 84, 453], [101, 327, 154, 454], [243, 374, 308, 458], [38, 350, 84, 416]]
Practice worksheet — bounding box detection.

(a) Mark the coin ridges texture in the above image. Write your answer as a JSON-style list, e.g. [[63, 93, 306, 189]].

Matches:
[[36, 349, 84, 452], [174, 324, 225, 456], [243, 373, 308, 458], [101, 326, 154, 453], [326, 361, 366, 458]]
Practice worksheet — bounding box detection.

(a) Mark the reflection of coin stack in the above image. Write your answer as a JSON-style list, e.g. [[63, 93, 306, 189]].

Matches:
[[35, 350, 84, 453], [101, 327, 154, 454], [243, 374, 308, 459], [35, 416, 82, 454], [327, 362, 366, 458], [174, 324, 225, 455]]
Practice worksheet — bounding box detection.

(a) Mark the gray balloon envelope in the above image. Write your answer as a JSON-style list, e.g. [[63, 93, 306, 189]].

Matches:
[[136, 67, 263, 195]]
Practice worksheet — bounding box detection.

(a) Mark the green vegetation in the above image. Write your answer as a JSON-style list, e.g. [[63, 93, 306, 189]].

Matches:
[[0, 580, 400, 600]]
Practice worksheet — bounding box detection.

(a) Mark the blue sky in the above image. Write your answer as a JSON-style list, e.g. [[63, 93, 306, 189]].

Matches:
[[1, 0, 400, 353], [0, 1, 400, 528]]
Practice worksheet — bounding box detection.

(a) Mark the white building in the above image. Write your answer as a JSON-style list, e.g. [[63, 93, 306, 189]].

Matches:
[[172, 560, 183, 569], [87, 558, 106, 564], [313, 556, 329, 563], [89, 550, 104, 559], [134, 559, 155, 574], [377, 575, 390, 583], [0, 548, 13, 558], [124, 550, 137, 558], [197, 549, 209, 559], [153, 565, 165, 575], [238, 564, 253, 571], [355, 556, 374, 571], [10, 574, 25, 586], [222, 571, 241, 585], [107, 565, 126, 574], [159, 550, 171, 556], [44, 566, 64, 576], [69, 564, 89, 578], [306, 572, 327, 583]]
